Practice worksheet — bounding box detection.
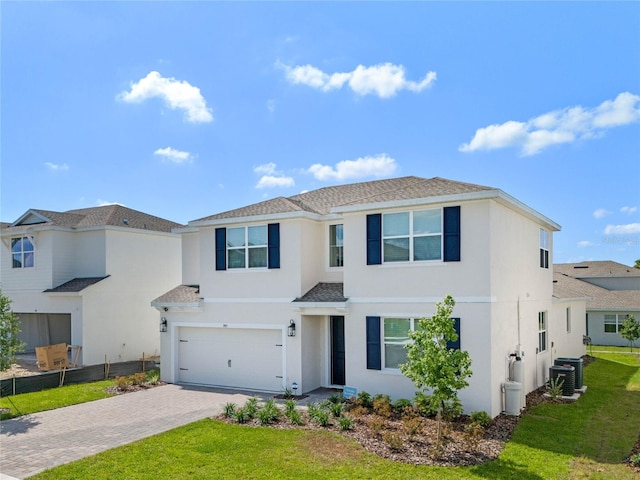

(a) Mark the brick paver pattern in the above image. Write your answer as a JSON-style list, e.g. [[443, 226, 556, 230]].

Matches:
[[0, 384, 249, 479]]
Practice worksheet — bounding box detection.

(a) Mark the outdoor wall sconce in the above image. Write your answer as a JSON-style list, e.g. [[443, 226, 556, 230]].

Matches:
[[160, 317, 168, 333], [288, 319, 296, 337]]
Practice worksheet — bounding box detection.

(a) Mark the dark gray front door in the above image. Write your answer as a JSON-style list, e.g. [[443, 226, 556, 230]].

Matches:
[[331, 316, 345, 386]]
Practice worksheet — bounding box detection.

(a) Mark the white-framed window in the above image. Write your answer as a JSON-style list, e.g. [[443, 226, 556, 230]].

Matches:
[[538, 311, 547, 352], [604, 314, 629, 333], [329, 224, 344, 267], [539, 229, 549, 269], [382, 209, 442, 263], [383, 317, 420, 369], [226, 225, 267, 269], [11, 236, 35, 268], [566, 307, 571, 333]]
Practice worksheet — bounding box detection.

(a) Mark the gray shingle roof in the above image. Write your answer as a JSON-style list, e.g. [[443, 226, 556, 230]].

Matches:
[[553, 272, 640, 310], [44, 276, 109, 293], [4, 205, 183, 233], [293, 283, 347, 303], [193, 176, 493, 222], [555, 261, 640, 278], [152, 285, 201, 305]]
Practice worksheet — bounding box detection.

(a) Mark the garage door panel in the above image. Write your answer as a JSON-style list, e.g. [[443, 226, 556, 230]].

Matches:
[[178, 327, 283, 392]]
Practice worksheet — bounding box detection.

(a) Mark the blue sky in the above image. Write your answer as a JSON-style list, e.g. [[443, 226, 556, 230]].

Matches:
[[2, 1, 639, 266]]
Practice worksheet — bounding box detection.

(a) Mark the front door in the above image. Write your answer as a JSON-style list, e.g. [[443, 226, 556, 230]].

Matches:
[[331, 316, 345, 386]]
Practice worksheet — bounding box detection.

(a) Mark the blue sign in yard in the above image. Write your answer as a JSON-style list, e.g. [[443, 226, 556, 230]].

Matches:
[[342, 386, 357, 399]]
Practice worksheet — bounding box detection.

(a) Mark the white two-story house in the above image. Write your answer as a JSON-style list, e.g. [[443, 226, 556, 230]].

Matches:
[[153, 176, 584, 416], [1, 205, 182, 366]]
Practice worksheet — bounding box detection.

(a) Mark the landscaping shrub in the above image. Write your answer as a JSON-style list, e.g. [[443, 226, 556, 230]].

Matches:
[[311, 408, 331, 427], [115, 376, 132, 389], [234, 408, 248, 424], [368, 415, 386, 437], [244, 397, 259, 419], [383, 432, 404, 452], [356, 391, 372, 408], [284, 399, 297, 417], [469, 410, 492, 427], [258, 400, 280, 425], [402, 416, 424, 438], [329, 401, 343, 418], [286, 408, 304, 426], [145, 370, 161, 385], [373, 395, 393, 418], [338, 415, 353, 431], [392, 398, 413, 413], [130, 372, 147, 386], [223, 402, 237, 418]]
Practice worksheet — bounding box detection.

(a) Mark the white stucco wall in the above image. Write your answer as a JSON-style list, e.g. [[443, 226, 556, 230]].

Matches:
[[551, 300, 587, 359]]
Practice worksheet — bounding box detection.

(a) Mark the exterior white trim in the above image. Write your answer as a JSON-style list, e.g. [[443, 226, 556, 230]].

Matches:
[[348, 296, 497, 304], [188, 210, 324, 227], [203, 297, 294, 303]]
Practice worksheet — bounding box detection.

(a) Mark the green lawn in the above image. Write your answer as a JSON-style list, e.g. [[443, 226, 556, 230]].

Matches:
[[18, 352, 640, 479], [0, 379, 116, 420]]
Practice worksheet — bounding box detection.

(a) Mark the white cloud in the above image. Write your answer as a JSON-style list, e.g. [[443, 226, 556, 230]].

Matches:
[[96, 199, 125, 207], [254, 163, 294, 189], [256, 175, 295, 189], [266, 99, 276, 113], [621, 206, 638, 215], [308, 154, 397, 181], [254, 163, 277, 175], [44, 162, 69, 171], [604, 223, 640, 235], [577, 240, 595, 248], [460, 92, 640, 155], [278, 61, 436, 99], [154, 147, 195, 164], [593, 208, 612, 219], [117, 71, 213, 123]]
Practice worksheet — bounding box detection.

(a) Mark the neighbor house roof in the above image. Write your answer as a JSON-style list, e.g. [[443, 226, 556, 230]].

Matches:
[[43, 276, 110, 293], [555, 261, 640, 278], [3, 205, 183, 234], [193, 176, 493, 222], [553, 272, 640, 311]]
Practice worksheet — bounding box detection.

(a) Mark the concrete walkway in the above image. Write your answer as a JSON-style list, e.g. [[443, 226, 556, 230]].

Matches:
[[0, 384, 252, 479]]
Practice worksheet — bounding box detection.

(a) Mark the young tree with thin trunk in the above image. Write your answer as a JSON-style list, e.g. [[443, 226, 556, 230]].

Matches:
[[619, 315, 640, 352], [0, 290, 25, 371], [400, 294, 472, 446]]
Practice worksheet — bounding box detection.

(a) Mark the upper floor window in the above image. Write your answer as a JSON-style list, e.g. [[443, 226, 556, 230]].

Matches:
[[604, 314, 629, 333], [382, 209, 442, 263], [11, 236, 34, 268], [227, 225, 267, 269], [538, 311, 547, 352], [329, 224, 344, 267], [539, 229, 549, 269]]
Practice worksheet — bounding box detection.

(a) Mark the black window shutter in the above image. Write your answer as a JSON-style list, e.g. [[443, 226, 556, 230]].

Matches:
[[447, 317, 461, 350], [268, 223, 280, 269], [215, 228, 226, 271], [366, 214, 382, 265], [443, 206, 461, 262], [366, 316, 382, 370]]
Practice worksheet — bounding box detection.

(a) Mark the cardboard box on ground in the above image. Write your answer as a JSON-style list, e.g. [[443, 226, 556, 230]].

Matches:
[[35, 343, 69, 371]]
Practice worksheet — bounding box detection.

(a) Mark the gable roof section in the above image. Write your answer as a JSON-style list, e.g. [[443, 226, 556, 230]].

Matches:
[[44, 276, 109, 293], [190, 176, 558, 230], [5, 205, 183, 233]]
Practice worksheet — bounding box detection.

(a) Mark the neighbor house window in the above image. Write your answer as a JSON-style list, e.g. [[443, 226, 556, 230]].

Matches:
[[226, 225, 267, 269], [566, 307, 571, 333], [382, 209, 442, 263], [538, 311, 547, 352], [539, 229, 549, 268], [604, 314, 629, 333], [11, 236, 34, 268], [329, 224, 344, 267]]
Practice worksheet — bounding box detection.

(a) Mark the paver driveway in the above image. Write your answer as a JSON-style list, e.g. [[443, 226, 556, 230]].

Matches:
[[0, 384, 250, 479]]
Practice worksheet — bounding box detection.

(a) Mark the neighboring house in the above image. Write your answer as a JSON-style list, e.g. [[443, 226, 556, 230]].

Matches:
[[152, 176, 585, 417], [1, 205, 182, 366], [554, 261, 640, 347]]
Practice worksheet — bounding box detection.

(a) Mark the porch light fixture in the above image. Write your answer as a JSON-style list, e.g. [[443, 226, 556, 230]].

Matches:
[[288, 319, 296, 337], [160, 317, 168, 333]]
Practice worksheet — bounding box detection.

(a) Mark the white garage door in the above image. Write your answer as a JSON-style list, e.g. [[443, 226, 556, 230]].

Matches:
[[178, 327, 283, 392]]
